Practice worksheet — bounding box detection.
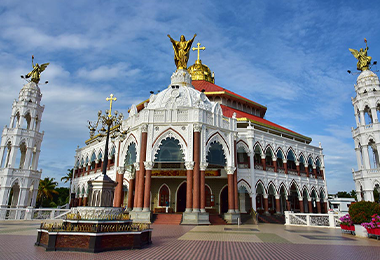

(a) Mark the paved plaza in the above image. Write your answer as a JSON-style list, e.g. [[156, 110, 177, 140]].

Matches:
[[0, 221, 380, 259]]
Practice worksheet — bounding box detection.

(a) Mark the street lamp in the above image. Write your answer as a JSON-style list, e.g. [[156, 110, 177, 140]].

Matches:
[[88, 94, 124, 176]]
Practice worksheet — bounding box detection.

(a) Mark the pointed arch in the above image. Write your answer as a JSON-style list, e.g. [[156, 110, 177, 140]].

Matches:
[[153, 128, 188, 162], [255, 180, 267, 194], [238, 179, 251, 194], [158, 183, 171, 207], [206, 132, 230, 164], [278, 182, 288, 197], [289, 180, 301, 198], [267, 181, 277, 195]]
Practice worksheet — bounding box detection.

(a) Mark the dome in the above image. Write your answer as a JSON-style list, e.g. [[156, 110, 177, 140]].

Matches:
[[146, 70, 212, 111], [188, 59, 215, 83], [357, 70, 378, 81], [18, 82, 42, 104]]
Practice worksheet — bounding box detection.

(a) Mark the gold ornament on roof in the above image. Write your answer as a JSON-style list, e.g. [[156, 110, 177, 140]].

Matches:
[[168, 34, 197, 70], [349, 38, 372, 71], [106, 94, 117, 118], [25, 56, 49, 84], [188, 41, 215, 83]]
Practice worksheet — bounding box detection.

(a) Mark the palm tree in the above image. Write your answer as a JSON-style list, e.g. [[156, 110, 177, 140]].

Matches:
[[37, 177, 59, 207], [61, 168, 73, 207]]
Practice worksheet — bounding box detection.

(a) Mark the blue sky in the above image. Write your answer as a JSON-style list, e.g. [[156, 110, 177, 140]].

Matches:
[[1, 0, 379, 193]]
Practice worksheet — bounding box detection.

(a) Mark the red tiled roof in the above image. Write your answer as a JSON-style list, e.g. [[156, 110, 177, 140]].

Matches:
[[192, 80, 267, 111], [220, 104, 311, 142]]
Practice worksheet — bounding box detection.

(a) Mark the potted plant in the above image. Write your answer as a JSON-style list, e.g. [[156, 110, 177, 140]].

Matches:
[[361, 214, 380, 237], [339, 214, 355, 233], [349, 201, 380, 237]]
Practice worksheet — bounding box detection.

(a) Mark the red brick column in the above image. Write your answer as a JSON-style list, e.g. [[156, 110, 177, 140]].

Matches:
[[263, 196, 269, 214], [127, 178, 135, 211], [114, 168, 124, 207], [78, 197, 83, 206], [273, 160, 277, 172], [324, 202, 328, 213], [313, 168, 317, 178], [286, 200, 291, 211], [317, 200, 321, 213], [193, 126, 201, 212], [299, 199, 304, 213], [284, 162, 288, 174], [94, 160, 98, 173], [308, 200, 312, 213], [275, 197, 281, 214], [137, 126, 148, 210], [261, 158, 266, 171], [296, 164, 300, 176], [133, 162, 140, 210], [227, 172, 234, 212], [305, 166, 309, 177], [200, 162, 207, 212], [185, 162, 194, 212], [143, 161, 154, 211], [83, 197, 88, 206]]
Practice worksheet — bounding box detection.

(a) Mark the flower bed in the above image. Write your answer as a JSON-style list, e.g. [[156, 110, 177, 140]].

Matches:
[[339, 214, 355, 235], [362, 214, 380, 239]]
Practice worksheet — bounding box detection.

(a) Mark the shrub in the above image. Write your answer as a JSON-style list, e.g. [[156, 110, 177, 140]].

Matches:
[[348, 201, 380, 224], [361, 214, 380, 229]]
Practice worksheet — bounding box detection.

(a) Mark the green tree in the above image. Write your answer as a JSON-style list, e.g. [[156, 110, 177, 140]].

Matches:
[[350, 190, 358, 201], [61, 168, 73, 206], [37, 177, 59, 207], [336, 191, 352, 198]]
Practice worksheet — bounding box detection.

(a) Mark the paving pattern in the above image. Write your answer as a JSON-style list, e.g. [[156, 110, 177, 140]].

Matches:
[[0, 220, 380, 259]]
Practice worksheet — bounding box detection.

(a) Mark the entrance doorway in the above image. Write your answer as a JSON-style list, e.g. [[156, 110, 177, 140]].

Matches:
[[220, 186, 228, 214], [176, 182, 186, 212]]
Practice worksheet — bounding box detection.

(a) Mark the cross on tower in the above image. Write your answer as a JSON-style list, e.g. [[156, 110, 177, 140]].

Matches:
[[106, 94, 117, 118], [192, 42, 206, 61]]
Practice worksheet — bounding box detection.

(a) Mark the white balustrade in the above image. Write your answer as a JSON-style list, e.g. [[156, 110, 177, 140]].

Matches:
[[285, 211, 344, 228]]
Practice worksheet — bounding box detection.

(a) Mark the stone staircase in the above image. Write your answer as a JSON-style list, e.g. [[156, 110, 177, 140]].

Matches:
[[153, 214, 183, 225], [209, 215, 227, 225], [258, 214, 285, 224]]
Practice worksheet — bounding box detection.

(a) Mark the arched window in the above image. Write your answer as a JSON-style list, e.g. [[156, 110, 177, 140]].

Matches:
[[159, 185, 169, 206], [24, 113, 31, 130], [237, 146, 249, 169], [299, 155, 306, 172], [265, 148, 273, 166], [125, 143, 137, 166], [97, 152, 102, 168], [364, 105, 373, 125], [155, 138, 184, 162], [12, 112, 20, 128], [253, 145, 262, 165], [90, 152, 96, 170], [277, 150, 284, 168], [15, 142, 27, 169], [316, 158, 321, 175], [110, 146, 116, 165], [308, 157, 313, 174], [1, 142, 11, 168], [205, 185, 213, 207], [287, 150, 296, 170], [206, 142, 226, 167], [368, 139, 379, 168]]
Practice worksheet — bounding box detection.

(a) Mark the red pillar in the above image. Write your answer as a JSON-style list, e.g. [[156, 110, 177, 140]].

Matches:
[[133, 168, 140, 209], [317, 201, 321, 213], [263, 197, 269, 214], [143, 162, 153, 211], [308, 200, 312, 213], [273, 160, 277, 172], [137, 129, 148, 210], [227, 173, 234, 212], [283, 162, 288, 174], [94, 161, 98, 173], [193, 129, 200, 212], [261, 158, 266, 171], [324, 202, 328, 213], [299, 199, 304, 213], [78, 197, 83, 206], [127, 179, 135, 210], [186, 166, 193, 212], [200, 168, 206, 212], [313, 168, 317, 178], [114, 171, 124, 207], [286, 200, 291, 211], [83, 197, 88, 206], [275, 198, 281, 214], [296, 165, 300, 176]]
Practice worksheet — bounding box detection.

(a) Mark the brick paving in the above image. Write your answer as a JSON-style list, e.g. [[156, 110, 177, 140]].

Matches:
[[0, 221, 380, 259]]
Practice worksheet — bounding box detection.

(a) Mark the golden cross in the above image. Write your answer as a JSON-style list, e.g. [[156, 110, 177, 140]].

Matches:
[[106, 94, 117, 118], [192, 42, 206, 61]]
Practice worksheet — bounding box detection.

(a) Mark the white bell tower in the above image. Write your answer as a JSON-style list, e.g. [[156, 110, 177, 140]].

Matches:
[[0, 81, 45, 208], [351, 69, 380, 202]]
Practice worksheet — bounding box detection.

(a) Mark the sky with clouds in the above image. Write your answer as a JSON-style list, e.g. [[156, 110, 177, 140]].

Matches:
[[1, 0, 380, 193]]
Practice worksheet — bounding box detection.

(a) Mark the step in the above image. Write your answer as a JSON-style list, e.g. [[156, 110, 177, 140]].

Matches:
[[209, 215, 226, 225], [153, 214, 182, 225]]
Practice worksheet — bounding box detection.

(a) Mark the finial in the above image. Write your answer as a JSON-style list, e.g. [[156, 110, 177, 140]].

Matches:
[[192, 42, 206, 61], [106, 94, 117, 118]]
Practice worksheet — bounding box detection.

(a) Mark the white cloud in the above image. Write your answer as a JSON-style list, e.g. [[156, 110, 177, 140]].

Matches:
[[76, 63, 140, 81]]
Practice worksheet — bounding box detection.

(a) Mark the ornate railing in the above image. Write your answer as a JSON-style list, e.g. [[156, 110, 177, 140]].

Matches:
[[288, 170, 298, 176], [0, 208, 71, 220], [285, 212, 344, 228], [254, 164, 263, 170], [266, 165, 275, 172]]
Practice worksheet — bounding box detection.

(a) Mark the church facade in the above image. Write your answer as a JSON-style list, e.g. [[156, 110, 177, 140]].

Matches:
[[72, 45, 328, 224]]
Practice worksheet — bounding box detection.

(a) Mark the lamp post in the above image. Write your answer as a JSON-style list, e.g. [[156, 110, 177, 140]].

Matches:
[[88, 94, 124, 176]]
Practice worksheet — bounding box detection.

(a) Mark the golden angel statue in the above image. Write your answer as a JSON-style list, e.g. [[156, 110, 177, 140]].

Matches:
[[25, 56, 49, 84], [349, 39, 372, 71], [167, 34, 197, 70]]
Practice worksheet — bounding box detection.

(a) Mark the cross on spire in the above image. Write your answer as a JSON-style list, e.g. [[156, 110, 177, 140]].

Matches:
[[106, 94, 117, 118], [192, 42, 206, 61]]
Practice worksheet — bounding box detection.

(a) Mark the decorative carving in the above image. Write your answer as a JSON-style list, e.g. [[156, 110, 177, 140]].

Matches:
[[144, 161, 154, 170], [117, 166, 125, 174], [125, 170, 135, 180], [224, 166, 236, 175], [141, 124, 148, 133], [193, 124, 202, 132], [133, 162, 140, 171], [199, 162, 208, 171], [185, 161, 195, 170]]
